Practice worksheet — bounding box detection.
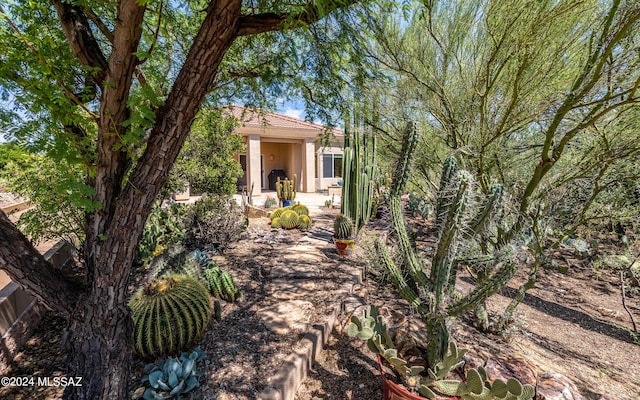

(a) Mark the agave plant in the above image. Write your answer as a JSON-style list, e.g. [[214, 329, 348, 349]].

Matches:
[[140, 347, 205, 400]]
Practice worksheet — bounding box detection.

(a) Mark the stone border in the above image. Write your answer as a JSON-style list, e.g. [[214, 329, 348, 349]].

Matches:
[[0, 240, 74, 369], [258, 271, 362, 400]]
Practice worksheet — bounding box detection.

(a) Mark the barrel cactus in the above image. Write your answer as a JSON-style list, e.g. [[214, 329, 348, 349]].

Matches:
[[280, 210, 299, 229], [292, 203, 309, 216], [204, 267, 241, 302], [271, 217, 282, 229], [334, 214, 353, 239], [270, 207, 285, 221], [129, 274, 212, 359], [297, 215, 312, 230]]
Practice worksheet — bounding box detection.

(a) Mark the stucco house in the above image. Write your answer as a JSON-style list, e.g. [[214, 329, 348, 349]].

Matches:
[[224, 105, 344, 196]]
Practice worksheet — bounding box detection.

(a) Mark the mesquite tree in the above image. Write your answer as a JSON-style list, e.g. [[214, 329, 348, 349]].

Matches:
[[0, 1, 370, 398]]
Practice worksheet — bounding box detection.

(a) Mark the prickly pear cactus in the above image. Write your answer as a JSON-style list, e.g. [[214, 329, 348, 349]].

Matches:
[[334, 214, 353, 239], [279, 210, 299, 229], [297, 215, 312, 230], [129, 274, 212, 359]]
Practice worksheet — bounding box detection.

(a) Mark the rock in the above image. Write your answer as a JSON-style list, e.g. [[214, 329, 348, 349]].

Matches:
[[483, 356, 537, 388], [536, 372, 584, 400], [246, 205, 269, 218], [259, 300, 313, 335]]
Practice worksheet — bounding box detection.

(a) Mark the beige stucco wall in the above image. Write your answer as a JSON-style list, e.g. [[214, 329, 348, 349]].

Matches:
[[315, 139, 344, 190]]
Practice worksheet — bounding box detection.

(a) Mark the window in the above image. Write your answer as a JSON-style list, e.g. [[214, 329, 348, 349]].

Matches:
[[322, 153, 343, 178]]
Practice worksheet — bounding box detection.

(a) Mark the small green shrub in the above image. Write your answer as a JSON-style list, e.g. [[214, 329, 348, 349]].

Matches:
[[182, 194, 245, 252], [135, 203, 187, 267]]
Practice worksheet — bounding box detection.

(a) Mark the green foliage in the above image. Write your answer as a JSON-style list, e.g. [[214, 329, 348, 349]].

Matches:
[[1, 153, 99, 245], [136, 203, 187, 267], [333, 214, 353, 239], [167, 108, 244, 195], [129, 275, 212, 359], [182, 194, 246, 252], [279, 209, 300, 230], [407, 192, 433, 219], [0, 141, 30, 170], [140, 347, 205, 400]]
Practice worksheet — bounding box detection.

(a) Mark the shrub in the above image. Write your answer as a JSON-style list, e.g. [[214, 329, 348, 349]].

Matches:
[[182, 194, 245, 252]]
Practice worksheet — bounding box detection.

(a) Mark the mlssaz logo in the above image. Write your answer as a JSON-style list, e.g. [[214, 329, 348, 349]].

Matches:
[[37, 377, 83, 387]]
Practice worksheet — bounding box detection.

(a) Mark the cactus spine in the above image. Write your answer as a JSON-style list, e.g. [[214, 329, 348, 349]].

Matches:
[[204, 267, 241, 302], [333, 214, 354, 239], [279, 210, 299, 229], [292, 203, 309, 216], [129, 274, 212, 359], [297, 215, 312, 230], [271, 217, 282, 229], [270, 207, 286, 220]]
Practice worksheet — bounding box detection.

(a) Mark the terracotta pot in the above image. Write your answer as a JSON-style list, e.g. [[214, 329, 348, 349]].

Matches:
[[334, 238, 355, 256], [378, 356, 457, 400]]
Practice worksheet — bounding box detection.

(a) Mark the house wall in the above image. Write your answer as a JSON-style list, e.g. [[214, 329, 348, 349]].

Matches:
[[315, 139, 344, 190]]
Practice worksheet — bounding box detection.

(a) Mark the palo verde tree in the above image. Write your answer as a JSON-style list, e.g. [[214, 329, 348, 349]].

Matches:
[[0, 0, 373, 398], [360, 0, 640, 330]]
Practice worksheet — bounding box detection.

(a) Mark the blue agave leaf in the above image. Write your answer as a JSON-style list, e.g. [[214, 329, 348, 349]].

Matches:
[[167, 371, 179, 388], [169, 379, 185, 396], [148, 371, 163, 389]]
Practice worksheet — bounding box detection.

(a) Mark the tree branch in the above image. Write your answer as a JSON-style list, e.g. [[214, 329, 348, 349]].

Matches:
[[237, 0, 359, 37], [51, 0, 109, 87], [0, 211, 81, 317]]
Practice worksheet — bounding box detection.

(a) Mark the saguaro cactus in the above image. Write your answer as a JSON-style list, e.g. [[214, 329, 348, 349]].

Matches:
[[376, 123, 517, 368]]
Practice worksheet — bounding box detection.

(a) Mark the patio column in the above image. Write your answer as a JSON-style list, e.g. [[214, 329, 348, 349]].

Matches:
[[247, 134, 262, 196], [301, 138, 315, 193]]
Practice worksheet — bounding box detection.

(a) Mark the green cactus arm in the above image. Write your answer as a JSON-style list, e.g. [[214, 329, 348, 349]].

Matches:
[[374, 239, 427, 312], [390, 122, 418, 198], [389, 196, 431, 288], [447, 258, 518, 316], [469, 184, 505, 236], [431, 170, 473, 308], [435, 156, 458, 230]]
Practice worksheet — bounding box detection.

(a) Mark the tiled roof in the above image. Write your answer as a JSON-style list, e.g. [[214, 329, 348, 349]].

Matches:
[[222, 105, 342, 135]]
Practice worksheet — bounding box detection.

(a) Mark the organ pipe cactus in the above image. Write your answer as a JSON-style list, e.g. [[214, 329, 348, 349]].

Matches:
[[129, 275, 212, 359], [373, 122, 518, 370], [341, 119, 378, 234]]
